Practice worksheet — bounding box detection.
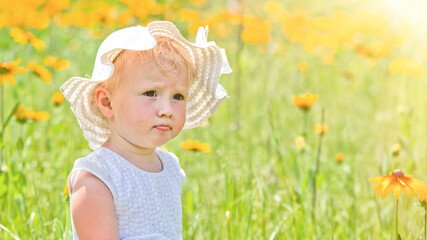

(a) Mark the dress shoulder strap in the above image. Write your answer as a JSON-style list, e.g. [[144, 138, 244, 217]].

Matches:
[[67, 148, 118, 201]]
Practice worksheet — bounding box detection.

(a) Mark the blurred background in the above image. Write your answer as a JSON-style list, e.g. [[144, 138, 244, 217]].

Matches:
[[1, 0, 427, 239]]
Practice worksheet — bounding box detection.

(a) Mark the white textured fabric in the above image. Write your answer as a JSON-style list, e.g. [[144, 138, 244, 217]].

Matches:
[[68, 147, 185, 240]]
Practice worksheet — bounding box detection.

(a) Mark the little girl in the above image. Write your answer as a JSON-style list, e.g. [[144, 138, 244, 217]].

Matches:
[[60, 21, 231, 239]]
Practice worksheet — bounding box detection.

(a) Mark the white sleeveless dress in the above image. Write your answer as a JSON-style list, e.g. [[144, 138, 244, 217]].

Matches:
[[67, 147, 185, 240]]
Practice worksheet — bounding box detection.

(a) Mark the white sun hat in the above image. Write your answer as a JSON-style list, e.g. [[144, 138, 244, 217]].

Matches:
[[60, 21, 232, 150]]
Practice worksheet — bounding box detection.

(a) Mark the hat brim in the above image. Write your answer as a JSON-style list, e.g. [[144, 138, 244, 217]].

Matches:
[[60, 77, 110, 150]]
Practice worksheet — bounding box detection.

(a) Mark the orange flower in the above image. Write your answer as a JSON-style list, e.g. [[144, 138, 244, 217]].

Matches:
[[13, 105, 29, 123], [10, 27, 28, 44], [27, 110, 50, 121], [292, 92, 318, 111], [52, 91, 65, 106], [418, 186, 427, 208], [43, 0, 70, 16], [14, 105, 50, 123], [368, 169, 425, 200], [178, 9, 200, 23], [188, 0, 206, 5], [119, 0, 163, 19], [336, 153, 344, 163], [314, 124, 328, 135], [10, 27, 45, 51], [263, 1, 287, 22], [27, 62, 52, 84], [44, 56, 70, 71], [241, 17, 271, 45], [0, 59, 26, 86], [181, 139, 212, 153]]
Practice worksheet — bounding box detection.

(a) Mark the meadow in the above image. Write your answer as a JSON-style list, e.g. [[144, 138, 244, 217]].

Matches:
[[1, 0, 427, 239]]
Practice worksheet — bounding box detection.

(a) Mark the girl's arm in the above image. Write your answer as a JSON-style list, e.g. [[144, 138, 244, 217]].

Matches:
[[70, 171, 119, 240]]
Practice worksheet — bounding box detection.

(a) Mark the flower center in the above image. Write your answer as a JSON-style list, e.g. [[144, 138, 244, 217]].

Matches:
[[392, 169, 404, 178], [0, 67, 11, 75]]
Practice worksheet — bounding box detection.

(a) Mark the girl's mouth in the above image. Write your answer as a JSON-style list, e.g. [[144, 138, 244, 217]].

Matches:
[[154, 125, 171, 132]]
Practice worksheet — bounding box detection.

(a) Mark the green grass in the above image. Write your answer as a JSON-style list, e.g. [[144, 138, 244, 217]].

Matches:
[[2, 1, 427, 239]]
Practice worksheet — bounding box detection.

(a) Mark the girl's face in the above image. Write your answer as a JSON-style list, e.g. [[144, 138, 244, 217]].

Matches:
[[107, 56, 188, 150]]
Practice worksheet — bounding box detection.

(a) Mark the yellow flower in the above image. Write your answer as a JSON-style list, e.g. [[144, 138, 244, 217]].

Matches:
[[0, 59, 26, 86], [298, 62, 308, 73], [13, 105, 29, 123], [10, 27, 45, 51], [188, 0, 206, 4], [391, 143, 401, 157], [52, 91, 64, 106], [181, 139, 212, 153], [43, 0, 70, 16], [26, 110, 50, 121], [281, 11, 312, 43], [418, 186, 427, 208], [263, 1, 287, 22], [355, 42, 390, 61], [292, 92, 318, 111], [118, 11, 133, 26], [14, 105, 50, 122], [335, 153, 344, 163], [64, 182, 70, 196], [314, 124, 328, 135], [119, 0, 163, 19], [389, 58, 423, 79], [10, 27, 28, 44], [28, 35, 45, 51], [44, 56, 70, 71], [27, 62, 52, 84], [241, 17, 271, 45], [295, 136, 305, 149], [368, 169, 425, 200], [178, 9, 200, 23]]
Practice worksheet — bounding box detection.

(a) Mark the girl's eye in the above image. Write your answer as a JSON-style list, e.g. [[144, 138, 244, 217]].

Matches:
[[173, 94, 184, 100], [143, 91, 156, 97]]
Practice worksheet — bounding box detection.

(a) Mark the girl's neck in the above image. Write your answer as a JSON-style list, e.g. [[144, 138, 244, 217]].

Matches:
[[101, 137, 158, 164]]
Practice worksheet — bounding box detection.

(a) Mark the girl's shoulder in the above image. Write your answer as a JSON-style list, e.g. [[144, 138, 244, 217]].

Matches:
[[156, 148, 179, 162], [155, 148, 182, 171], [68, 148, 121, 197], [156, 148, 186, 183]]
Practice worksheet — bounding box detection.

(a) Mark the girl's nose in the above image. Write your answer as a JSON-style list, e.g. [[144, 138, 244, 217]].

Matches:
[[157, 98, 173, 118]]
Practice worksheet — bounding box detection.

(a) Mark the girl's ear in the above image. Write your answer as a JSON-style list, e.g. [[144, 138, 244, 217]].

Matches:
[[95, 87, 114, 118]]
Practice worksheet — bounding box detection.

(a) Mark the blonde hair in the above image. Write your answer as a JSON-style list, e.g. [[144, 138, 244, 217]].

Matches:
[[92, 36, 194, 104]]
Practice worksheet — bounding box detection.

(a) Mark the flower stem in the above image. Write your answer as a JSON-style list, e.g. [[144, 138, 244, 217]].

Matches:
[[396, 199, 399, 240], [424, 208, 426, 240], [312, 108, 325, 222], [304, 111, 308, 137], [0, 85, 3, 167]]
